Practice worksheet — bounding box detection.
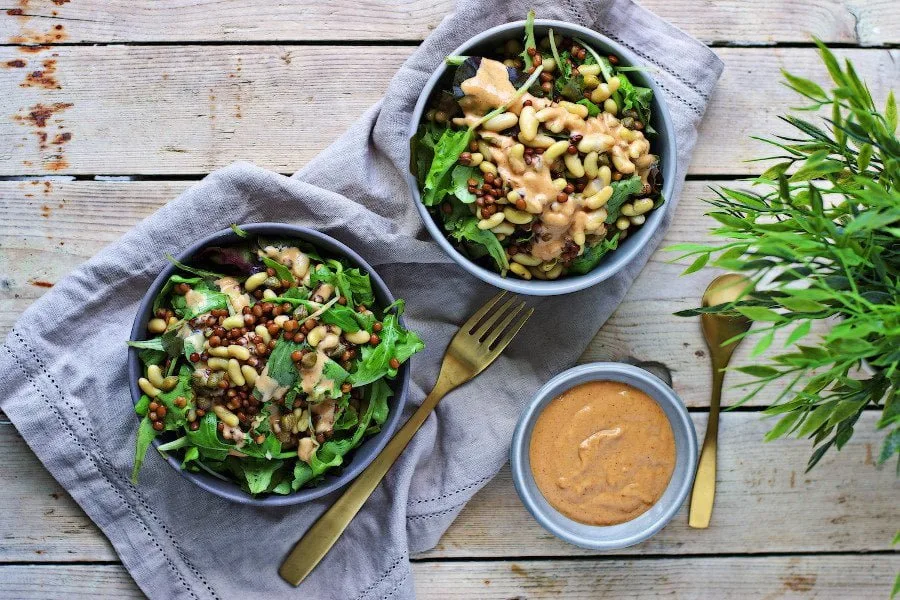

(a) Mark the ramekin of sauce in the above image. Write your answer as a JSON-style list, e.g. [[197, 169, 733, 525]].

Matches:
[[510, 363, 697, 550]]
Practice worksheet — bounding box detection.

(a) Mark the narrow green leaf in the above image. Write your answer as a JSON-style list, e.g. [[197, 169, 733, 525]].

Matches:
[[798, 403, 835, 437], [751, 330, 775, 357], [778, 297, 827, 313], [781, 70, 827, 101], [785, 321, 812, 346], [886, 90, 897, 133], [735, 306, 783, 322], [765, 410, 803, 441], [735, 365, 780, 378], [683, 253, 709, 275]]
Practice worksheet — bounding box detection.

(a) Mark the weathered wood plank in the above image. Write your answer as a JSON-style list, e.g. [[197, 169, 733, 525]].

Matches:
[[0, 0, 897, 44], [1, 555, 897, 599], [1, 413, 895, 562], [413, 555, 900, 599], [0, 178, 834, 408], [0, 47, 895, 176]]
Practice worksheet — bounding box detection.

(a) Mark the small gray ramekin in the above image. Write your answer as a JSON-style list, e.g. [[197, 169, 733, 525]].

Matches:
[[127, 223, 411, 506], [510, 363, 697, 549], [407, 19, 677, 296]]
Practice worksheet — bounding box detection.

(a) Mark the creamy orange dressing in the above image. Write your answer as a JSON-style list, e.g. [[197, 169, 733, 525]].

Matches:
[[300, 350, 335, 401], [456, 58, 657, 262], [184, 289, 206, 311], [253, 364, 289, 403], [214, 276, 251, 313], [259, 245, 310, 278], [529, 381, 676, 526]]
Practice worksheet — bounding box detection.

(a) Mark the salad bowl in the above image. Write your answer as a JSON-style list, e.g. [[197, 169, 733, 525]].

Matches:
[[127, 223, 413, 506], [408, 18, 677, 295]]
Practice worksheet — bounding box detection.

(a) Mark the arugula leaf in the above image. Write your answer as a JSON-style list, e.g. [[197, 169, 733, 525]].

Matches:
[[153, 274, 201, 314], [185, 414, 232, 461], [422, 128, 474, 206], [130, 417, 158, 483], [605, 176, 644, 223], [568, 234, 620, 275], [229, 457, 283, 495], [230, 224, 249, 238], [310, 262, 374, 307], [350, 304, 424, 386], [334, 406, 359, 431], [261, 256, 294, 284], [127, 338, 164, 351], [263, 338, 305, 390], [450, 218, 509, 271], [320, 303, 363, 333]]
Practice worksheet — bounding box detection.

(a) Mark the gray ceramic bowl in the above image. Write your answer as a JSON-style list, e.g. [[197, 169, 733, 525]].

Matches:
[[510, 363, 697, 549], [407, 19, 677, 296], [127, 223, 411, 506]]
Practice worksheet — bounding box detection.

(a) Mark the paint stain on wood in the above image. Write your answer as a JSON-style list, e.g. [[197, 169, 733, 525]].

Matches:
[[782, 574, 816, 592], [40, 204, 52, 217], [790, 470, 795, 488], [864, 442, 873, 465], [694, 349, 705, 358], [29, 279, 54, 288], [52, 0, 71, 5], [15, 102, 73, 128], [6, 8, 25, 16], [21, 59, 60, 89], [5, 59, 27, 68], [10, 24, 68, 46]]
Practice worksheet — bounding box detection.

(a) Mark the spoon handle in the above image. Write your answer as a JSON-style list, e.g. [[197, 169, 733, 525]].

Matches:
[[688, 362, 725, 528]]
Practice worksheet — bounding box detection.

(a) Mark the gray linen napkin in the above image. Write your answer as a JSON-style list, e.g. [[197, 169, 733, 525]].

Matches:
[[0, 1, 722, 598]]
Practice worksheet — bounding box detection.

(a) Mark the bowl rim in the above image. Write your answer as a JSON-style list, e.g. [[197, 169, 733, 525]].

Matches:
[[406, 18, 678, 296], [127, 222, 411, 506], [509, 362, 697, 549]]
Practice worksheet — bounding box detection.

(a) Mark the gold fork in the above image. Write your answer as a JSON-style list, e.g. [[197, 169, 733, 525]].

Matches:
[[279, 291, 533, 586]]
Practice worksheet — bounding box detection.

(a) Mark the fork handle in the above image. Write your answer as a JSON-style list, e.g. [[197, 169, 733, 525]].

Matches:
[[279, 375, 456, 586]]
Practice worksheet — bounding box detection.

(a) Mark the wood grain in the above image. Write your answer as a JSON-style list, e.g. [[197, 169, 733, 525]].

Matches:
[[0, 0, 897, 44], [0, 555, 897, 599], [1, 413, 895, 562], [0, 178, 837, 408], [0, 47, 896, 176]]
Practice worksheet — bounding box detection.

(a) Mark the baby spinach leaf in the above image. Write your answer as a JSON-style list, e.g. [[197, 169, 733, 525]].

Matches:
[[422, 128, 474, 207], [261, 256, 295, 284], [568, 234, 620, 275], [577, 98, 601, 117], [450, 218, 509, 271], [617, 73, 655, 134], [130, 416, 159, 483], [605, 176, 644, 223], [451, 164, 480, 204], [264, 339, 305, 389], [170, 282, 228, 320]]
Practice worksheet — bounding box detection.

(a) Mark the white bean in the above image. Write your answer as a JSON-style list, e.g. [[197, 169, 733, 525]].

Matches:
[[520, 133, 556, 148], [599, 165, 612, 186], [207, 357, 229, 371], [579, 63, 601, 76], [307, 325, 327, 347], [241, 365, 258, 387], [632, 198, 655, 215], [345, 329, 371, 345], [591, 83, 611, 103], [213, 405, 239, 428], [227, 344, 250, 360], [479, 161, 498, 175], [482, 112, 518, 131], [518, 106, 539, 141], [621, 203, 636, 217], [552, 178, 568, 191], [616, 217, 630, 230], [503, 207, 533, 225], [560, 101, 588, 118], [221, 315, 244, 330], [586, 185, 613, 210], [227, 358, 246, 387], [584, 152, 599, 178], [255, 325, 271, 344], [491, 222, 515, 235], [608, 76, 621, 93], [138, 377, 161, 398], [604, 98, 618, 115], [147, 318, 167, 334], [478, 212, 506, 230], [512, 253, 542, 267], [630, 214, 647, 226], [147, 365, 166, 389], [262, 289, 277, 299], [509, 263, 532, 279], [245, 272, 268, 292], [208, 346, 230, 357], [509, 143, 526, 174], [577, 134, 615, 153], [564, 153, 585, 178], [543, 140, 570, 163], [469, 152, 484, 167]]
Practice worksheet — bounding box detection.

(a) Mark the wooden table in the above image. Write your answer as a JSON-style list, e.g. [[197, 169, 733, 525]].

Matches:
[[1, 2, 898, 597]]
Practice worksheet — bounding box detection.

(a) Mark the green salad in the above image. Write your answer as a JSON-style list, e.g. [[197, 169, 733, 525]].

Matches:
[[129, 231, 424, 495], [412, 11, 663, 281]]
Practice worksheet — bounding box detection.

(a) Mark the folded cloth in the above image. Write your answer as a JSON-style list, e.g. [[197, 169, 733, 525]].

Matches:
[[0, 0, 722, 597]]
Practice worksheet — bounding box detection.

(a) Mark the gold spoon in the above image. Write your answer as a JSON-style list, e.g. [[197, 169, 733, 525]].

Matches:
[[688, 273, 753, 529]]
